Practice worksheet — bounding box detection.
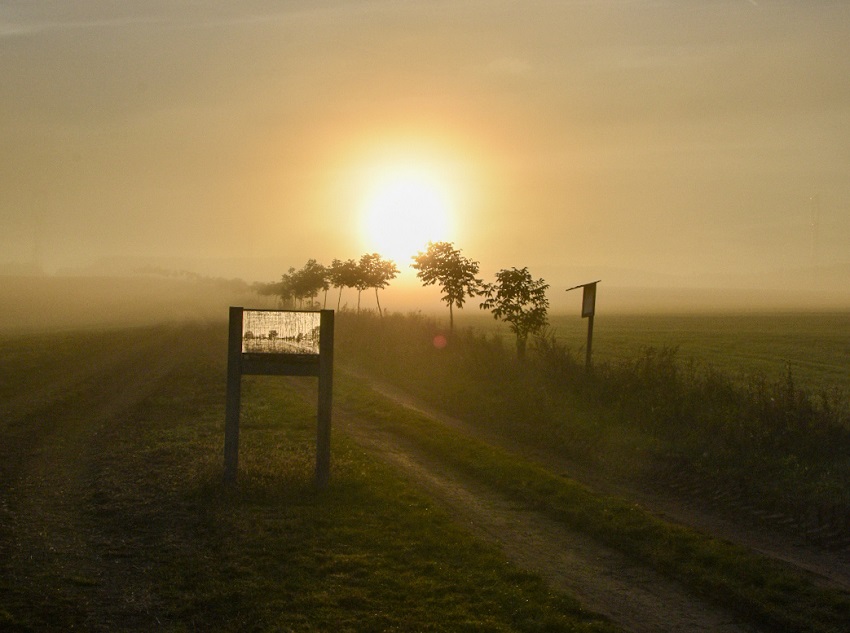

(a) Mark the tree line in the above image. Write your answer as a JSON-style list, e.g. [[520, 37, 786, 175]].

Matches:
[[255, 254, 400, 315], [260, 242, 549, 358]]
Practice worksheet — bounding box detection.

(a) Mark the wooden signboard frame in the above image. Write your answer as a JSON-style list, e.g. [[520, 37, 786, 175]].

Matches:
[[224, 307, 334, 487]]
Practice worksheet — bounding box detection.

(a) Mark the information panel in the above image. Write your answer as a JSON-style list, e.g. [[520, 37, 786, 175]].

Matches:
[[242, 310, 321, 354], [224, 307, 334, 487]]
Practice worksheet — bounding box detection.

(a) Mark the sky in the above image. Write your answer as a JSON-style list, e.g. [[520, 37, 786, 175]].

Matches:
[[2, 1, 849, 299]]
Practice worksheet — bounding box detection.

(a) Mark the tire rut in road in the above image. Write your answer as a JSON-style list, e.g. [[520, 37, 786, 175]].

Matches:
[[337, 409, 758, 633]]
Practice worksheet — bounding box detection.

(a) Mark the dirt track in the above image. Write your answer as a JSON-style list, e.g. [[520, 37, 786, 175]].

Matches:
[[332, 369, 850, 632], [334, 394, 755, 632], [354, 373, 850, 591]]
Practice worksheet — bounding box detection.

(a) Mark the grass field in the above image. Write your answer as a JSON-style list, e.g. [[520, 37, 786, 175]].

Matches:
[[2, 312, 849, 631], [557, 312, 850, 395], [340, 311, 850, 541], [333, 370, 850, 633], [452, 311, 850, 395], [0, 323, 618, 632]]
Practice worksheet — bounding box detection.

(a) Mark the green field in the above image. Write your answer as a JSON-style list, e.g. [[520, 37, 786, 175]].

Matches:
[[339, 310, 850, 537], [452, 311, 850, 395], [0, 323, 619, 632]]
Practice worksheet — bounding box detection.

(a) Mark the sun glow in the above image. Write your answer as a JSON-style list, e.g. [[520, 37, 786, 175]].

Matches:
[[361, 165, 453, 265]]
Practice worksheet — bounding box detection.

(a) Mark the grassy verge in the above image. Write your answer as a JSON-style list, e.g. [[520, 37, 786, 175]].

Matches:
[[335, 373, 850, 633], [0, 326, 618, 632], [336, 312, 850, 536]]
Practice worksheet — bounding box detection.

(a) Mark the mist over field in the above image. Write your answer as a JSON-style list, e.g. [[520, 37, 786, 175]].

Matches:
[[2, 1, 849, 323], [2, 261, 848, 334], [0, 275, 251, 332]]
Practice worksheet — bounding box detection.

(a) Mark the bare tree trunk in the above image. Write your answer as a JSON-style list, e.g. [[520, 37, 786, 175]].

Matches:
[[337, 287, 343, 311], [449, 303, 454, 330], [375, 288, 383, 318]]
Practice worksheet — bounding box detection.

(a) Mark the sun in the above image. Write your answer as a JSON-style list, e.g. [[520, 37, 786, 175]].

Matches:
[[361, 166, 453, 264]]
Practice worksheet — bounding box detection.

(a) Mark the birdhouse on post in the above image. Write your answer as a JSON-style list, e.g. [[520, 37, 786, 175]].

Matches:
[[566, 280, 600, 371]]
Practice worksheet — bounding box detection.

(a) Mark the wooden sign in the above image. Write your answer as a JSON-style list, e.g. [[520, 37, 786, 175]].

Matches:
[[224, 307, 334, 487]]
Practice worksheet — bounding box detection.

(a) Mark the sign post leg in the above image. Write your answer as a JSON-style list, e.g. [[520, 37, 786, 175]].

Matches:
[[315, 310, 334, 488], [224, 307, 243, 484]]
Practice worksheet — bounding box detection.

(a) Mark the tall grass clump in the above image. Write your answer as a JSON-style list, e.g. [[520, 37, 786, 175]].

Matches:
[[337, 312, 850, 534], [337, 311, 556, 434], [525, 332, 850, 527], [605, 350, 849, 516]]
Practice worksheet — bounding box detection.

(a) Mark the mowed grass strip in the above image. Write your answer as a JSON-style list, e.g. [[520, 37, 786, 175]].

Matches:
[[335, 372, 850, 633], [0, 327, 619, 633]]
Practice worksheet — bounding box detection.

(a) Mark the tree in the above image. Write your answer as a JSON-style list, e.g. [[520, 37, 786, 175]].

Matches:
[[358, 253, 399, 316], [480, 267, 549, 360], [289, 259, 327, 308], [329, 258, 360, 311], [411, 241, 482, 330], [252, 280, 287, 306], [277, 267, 297, 308]]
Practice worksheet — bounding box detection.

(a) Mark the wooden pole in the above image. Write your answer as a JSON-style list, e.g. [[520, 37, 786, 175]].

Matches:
[[585, 312, 594, 372], [315, 310, 334, 488], [224, 307, 243, 484]]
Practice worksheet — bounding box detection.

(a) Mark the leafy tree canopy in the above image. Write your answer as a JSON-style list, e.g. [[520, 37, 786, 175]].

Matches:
[[358, 253, 399, 315], [329, 258, 360, 310], [411, 241, 482, 329], [480, 267, 549, 359], [358, 253, 398, 291], [274, 260, 329, 308]]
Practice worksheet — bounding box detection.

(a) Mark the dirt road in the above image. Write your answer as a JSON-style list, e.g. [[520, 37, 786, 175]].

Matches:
[[334, 400, 755, 632], [355, 372, 850, 592], [332, 369, 850, 632]]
